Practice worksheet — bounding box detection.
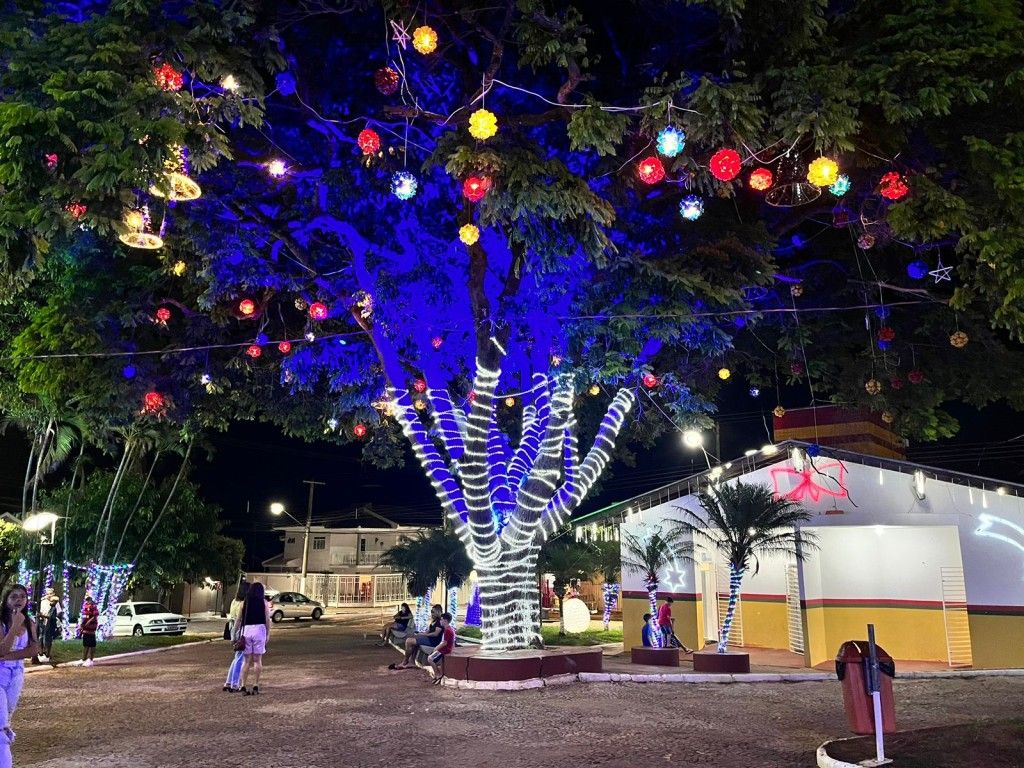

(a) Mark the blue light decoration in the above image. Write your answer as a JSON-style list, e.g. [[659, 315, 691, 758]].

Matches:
[[806, 443, 822, 457], [465, 583, 482, 626], [122, 364, 136, 379], [749, 387, 760, 397], [829, 174, 851, 196], [878, 339, 891, 350], [256, 332, 269, 345], [907, 260, 929, 280], [656, 126, 685, 158], [601, 582, 619, 630], [874, 306, 891, 319], [391, 171, 418, 200], [679, 194, 704, 221]]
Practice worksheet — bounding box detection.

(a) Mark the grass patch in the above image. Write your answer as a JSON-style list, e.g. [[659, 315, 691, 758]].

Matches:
[[45, 634, 208, 665], [457, 622, 623, 647]]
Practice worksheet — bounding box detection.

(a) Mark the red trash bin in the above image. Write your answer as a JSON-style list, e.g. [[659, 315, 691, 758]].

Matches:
[[835, 641, 897, 735]]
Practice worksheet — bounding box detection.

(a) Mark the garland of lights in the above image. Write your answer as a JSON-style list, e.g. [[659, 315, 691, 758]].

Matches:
[[602, 582, 619, 630], [645, 579, 663, 649], [465, 583, 482, 626], [718, 563, 744, 654], [448, 586, 459, 628]]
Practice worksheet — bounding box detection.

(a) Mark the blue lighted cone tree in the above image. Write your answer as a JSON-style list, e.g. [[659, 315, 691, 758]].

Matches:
[[680, 482, 816, 654], [621, 526, 691, 649]]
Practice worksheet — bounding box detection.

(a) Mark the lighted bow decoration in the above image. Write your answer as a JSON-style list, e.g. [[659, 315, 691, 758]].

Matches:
[[770, 460, 848, 503]]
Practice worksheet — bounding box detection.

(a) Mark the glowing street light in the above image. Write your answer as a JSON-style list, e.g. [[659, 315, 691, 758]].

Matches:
[[23, 511, 59, 532], [270, 502, 286, 516], [681, 430, 704, 449]]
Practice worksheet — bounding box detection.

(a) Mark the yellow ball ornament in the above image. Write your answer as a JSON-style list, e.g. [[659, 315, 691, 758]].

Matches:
[[468, 108, 498, 140], [414, 398, 427, 411], [412, 26, 438, 54], [865, 378, 882, 395], [504, 396, 516, 407], [718, 367, 731, 380], [950, 331, 969, 348], [459, 224, 480, 245], [807, 157, 840, 187], [172, 260, 187, 276], [125, 210, 145, 230], [588, 384, 601, 396], [773, 405, 786, 418]]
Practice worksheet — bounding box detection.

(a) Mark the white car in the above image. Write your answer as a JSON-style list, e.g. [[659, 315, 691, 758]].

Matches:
[[113, 602, 189, 637]]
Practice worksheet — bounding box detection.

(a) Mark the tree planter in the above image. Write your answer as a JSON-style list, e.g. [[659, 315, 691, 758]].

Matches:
[[693, 650, 750, 674], [631, 647, 681, 666]]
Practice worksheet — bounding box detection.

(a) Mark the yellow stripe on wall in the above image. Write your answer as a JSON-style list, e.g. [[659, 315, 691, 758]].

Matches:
[[968, 613, 1024, 669]]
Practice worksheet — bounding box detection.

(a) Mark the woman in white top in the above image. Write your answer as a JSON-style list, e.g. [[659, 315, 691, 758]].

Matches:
[[0, 584, 39, 768], [223, 581, 249, 692]]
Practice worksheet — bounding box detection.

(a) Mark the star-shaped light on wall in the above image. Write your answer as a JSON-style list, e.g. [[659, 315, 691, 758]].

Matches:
[[662, 559, 689, 593], [390, 19, 410, 49], [929, 258, 953, 283]]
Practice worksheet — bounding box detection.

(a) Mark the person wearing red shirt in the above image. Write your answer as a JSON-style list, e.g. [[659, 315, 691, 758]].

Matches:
[[80, 596, 100, 667], [656, 597, 693, 653], [427, 612, 456, 685]]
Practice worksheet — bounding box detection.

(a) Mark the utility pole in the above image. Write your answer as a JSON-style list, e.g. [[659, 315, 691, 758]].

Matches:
[[299, 480, 325, 595]]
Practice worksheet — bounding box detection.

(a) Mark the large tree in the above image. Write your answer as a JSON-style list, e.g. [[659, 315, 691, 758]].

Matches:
[[1, 1, 1024, 648]]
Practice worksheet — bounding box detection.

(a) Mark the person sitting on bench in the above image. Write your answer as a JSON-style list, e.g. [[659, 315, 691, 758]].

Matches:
[[393, 604, 443, 669], [380, 603, 413, 646], [426, 612, 455, 685]]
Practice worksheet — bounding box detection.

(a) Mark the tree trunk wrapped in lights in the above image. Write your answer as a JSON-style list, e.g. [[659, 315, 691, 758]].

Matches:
[[602, 582, 619, 630], [718, 563, 743, 654], [644, 578, 662, 649]]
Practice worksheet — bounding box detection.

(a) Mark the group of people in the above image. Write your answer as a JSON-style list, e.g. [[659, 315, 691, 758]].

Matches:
[[222, 580, 272, 695], [642, 596, 694, 653], [380, 603, 455, 684]]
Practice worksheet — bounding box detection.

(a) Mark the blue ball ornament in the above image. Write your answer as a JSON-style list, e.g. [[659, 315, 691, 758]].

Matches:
[[256, 332, 269, 345], [656, 126, 685, 158], [749, 387, 760, 398], [877, 339, 891, 350], [874, 306, 891, 319], [907, 260, 929, 280], [122, 364, 136, 379], [391, 171, 418, 200], [806, 443, 822, 457], [679, 195, 704, 221]]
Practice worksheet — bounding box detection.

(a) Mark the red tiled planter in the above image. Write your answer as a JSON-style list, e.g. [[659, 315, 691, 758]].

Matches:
[[630, 647, 681, 666], [443, 646, 603, 682], [693, 650, 750, 674]]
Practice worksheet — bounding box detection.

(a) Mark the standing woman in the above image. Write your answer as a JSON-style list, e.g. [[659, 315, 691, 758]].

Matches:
[[0, 585, 39, 768], [239, 582, 271, 696], [222, 581, 249, 692]]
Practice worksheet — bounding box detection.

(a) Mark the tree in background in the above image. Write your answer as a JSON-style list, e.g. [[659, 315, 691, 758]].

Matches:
[[380, 528, 471, 629], [680, 482, 815, 654], [539, 533, 597, 636], [621, 526, 691, 649], [591, 538, 622, 631], [0, 522, 22, 594]]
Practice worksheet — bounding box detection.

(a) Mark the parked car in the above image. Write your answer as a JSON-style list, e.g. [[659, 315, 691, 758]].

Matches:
[[113, 602, 189, 637], [267, 591, 323, 622]]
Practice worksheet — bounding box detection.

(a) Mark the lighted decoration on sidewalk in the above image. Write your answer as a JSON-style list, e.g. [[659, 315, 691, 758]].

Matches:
[[976, 514, 1024, 577], [601, 582, 619, 630], [447, 586, 459, 627], [770, 459, 848, 503], [465, 584, 482, 626]]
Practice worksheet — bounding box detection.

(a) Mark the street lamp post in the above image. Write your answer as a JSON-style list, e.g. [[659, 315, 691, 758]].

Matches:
[[270, 480, 324, 596], [23, 511, 59, 612]]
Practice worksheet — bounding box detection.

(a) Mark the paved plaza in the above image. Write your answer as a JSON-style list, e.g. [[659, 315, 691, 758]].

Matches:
[[12, 622, 1024, 767]]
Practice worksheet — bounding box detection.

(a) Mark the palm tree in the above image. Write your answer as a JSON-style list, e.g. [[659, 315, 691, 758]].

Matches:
[[621, 525, 691, 648], [591, 538, 621, 630], [679, 481, 817, 654], [380, 527, 471, 627], [539, 534, 597, 635]]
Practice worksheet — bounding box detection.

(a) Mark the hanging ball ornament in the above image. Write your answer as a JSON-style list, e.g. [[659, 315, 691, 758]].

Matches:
[[642, 373, 659, 389], [391, 171, 418, 200], [238, 299, 256, 316], [709, 148, 742, 181], [468, 108, 498, 140], [122, 364, 136, 380], [411, 25, 438, 54], [879, 171, 909, 201], [309, 302, 329, 321], [857, 233, 876, 250], [153, 63, 184, 92], [413, 378, 427, 393], [829, 174, 851, 196], [172, 260, 187, 276], [878, 326, 896, 343], [907, 260, 929, 280], [679, 195, 704, 221], [353, 423, 368, 438], [374, 67, 400, 95], [65, 201, 87, 220], [790, 361, 805, 376], [748, 168, 774, 191], [749, 387, 760, 398], [459, 223, 480, 245], [431, 336, 443, 349], [950, 330, 969, 348], [589, 384, 601, 396], [142, 391, 165, 413], [637, 156, 666, 184], [806, 157, 840, 187], [865, 378, 882, 395], [246, 344, 262, 358], [504, 396, 516, 407], [908, 369, 925, 384], [790, 283, 804, 297], [463, 176, 491, 202], [655, 126, 686, 158], [890, 376, 904, 390], [414, 398, 428, 411], [278, 341, 292, 354], [357, 128, 381, 155], [718, 367, 731, 381], [773, 405, 786, 418], [881, 410, 895, 424], [155, 307, 171, 322]]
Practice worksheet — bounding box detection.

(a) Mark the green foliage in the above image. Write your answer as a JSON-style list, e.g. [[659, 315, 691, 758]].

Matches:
[[379, 527, 472, 597], [621, 525, 691, 587], [590, 538, 621, 584], [539, 533, 596, 598], [0, 522, 23, 592]]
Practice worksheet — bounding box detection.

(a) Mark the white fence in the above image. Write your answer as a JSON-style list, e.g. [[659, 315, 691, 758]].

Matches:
[[245, 572, 412, 608]]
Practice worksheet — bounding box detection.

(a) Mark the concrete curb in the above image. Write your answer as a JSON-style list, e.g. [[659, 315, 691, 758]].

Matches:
[[25, 638, 217, 672], [815, 739, 864, 768]]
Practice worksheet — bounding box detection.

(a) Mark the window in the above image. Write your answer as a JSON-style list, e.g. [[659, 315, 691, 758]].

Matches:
[[359, 538, 366, 552], [117, 605, 133, 617], [312, 536, 326, 550], [279, 594, 294, 603], [286, 537, 296, 544]]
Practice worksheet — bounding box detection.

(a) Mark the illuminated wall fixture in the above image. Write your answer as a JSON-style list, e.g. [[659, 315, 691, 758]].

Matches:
[[744, 449, 758, 457], [761, 443, 778, 456], [913, 470, 926, 500], [789, 446, 806, 472], [976, 513, 1024, 578], [878, 469, 884, 486]]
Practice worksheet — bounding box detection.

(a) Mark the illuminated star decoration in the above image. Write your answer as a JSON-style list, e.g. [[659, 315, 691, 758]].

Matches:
[[662, 559, 689, 593], [929, 258, 953, 283], [770, 460, 848, 503], [389, 19, 410, 49]]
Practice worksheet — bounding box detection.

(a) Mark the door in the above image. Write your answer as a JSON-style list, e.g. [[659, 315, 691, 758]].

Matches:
[[278, 593, 295, 617], [700, 564, 719, 643], [114, 604, 134, 636]]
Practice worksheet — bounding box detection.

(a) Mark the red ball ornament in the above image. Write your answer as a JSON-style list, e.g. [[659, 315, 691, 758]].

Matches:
[[908, 369, 925, 384], [637, 156, 666, 185], [413, 378, 427, 393], [642, 372, 659, 389], [246, 344, 262, 358], [374, 67, 400, 95], [467, 391, 477, 402], [462, 176, 491, 202], [748, 168, 773, 191], [65, 201, 87, 220], [709, 148, 742, 181], [309, 302, 329, 321], [353, 423, 368, 438], [357, 129, 380, 155], [238, 299, 256, 316], [44, 153, 58, 170], [153, 63, 184, 92], [890, 376, 904, 390], [431, 336, 443, 349], [155, 307, 171, 322], [278, 341, 292, 354], [142, 391, 164, 413], [878, 326, 896, 342], [879, 171, 909, 201], [790, 361, 805, 376]]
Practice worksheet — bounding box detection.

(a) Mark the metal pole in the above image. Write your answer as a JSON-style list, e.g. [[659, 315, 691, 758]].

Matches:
[[299, 480, 325, 595], [867, 624, 887, 765]]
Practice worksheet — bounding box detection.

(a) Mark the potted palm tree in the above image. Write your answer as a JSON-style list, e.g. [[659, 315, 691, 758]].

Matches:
[[678, 480, 816, 673], [539, 534, 597, 636], [380, 528, 472, 630], [621, 525, 691, 656], [591, 539, 621, 630]]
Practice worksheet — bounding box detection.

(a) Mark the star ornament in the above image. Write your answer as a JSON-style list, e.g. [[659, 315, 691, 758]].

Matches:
[[389, 19, 410, 49], [770, 460, 848, 503], [929, 259, 953, 283]]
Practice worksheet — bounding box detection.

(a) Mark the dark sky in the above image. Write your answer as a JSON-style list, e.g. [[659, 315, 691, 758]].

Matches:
[[4, 396, 1023, 569]]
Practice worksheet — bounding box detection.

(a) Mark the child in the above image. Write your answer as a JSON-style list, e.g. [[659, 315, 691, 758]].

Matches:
[[426, 612, 455, 685], [80, 596, 99, 667], [641, 613, 655, 647]]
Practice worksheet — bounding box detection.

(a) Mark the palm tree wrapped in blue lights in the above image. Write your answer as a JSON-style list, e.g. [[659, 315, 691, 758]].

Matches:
[[622, 526, 691, 648], [592, 539, 622, 630], [679, 481, 816, 653]]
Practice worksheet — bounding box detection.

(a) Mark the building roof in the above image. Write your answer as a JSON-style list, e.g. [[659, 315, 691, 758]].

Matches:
[[273, 523, 432, 534], [574, 440, 1024, 528]]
